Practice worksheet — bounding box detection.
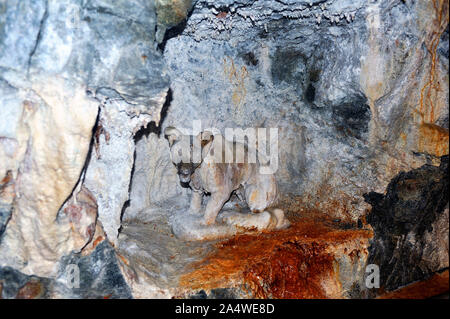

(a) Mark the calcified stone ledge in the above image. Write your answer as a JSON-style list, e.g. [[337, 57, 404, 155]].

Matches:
[[0, 0, 448, 298]]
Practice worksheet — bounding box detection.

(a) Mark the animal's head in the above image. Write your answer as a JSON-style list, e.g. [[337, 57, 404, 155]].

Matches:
[[164, 127, 214, 184]]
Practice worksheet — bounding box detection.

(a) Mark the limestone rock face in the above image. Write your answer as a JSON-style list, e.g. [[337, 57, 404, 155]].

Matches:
[[155, 0, 194, 43], [123, 127, 189, 223], [147, 0, 448, 223], [364, 155, 449, 294], [82, 91, 168, 247], [0, 0, 448, 299], [0, 0, 168, 276], [0, 75, 99, 276], [0, 241, 131, 299]]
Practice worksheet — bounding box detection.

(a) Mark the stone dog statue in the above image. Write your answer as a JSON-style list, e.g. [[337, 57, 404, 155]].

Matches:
[[164, 127, 290, 231]]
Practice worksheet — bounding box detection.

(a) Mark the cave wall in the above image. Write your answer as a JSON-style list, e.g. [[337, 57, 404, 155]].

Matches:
[[126, 0, 449, 225], [0, 0, 170, 276], [0, 0, 448, 298], [365, 155, 449, 294]]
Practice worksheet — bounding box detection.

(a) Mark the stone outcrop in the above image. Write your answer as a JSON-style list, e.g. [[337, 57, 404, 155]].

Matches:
[[0, 0, 448, 298], [364, 155, 449, 294], [0, 0, 168, 277], [0, 241, 131, 299], [129, 0, 449, 225]]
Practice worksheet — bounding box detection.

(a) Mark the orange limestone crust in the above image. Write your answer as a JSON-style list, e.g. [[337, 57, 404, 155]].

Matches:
[[179, 217, 372, 298]]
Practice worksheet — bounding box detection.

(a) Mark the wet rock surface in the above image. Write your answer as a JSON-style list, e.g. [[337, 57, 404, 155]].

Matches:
[[0, 204, 11, 238], [0, 0, 168, 276], [0, 240, 131, 299], [187, 288, 244, 299], [0, 267, 51, 299], [57, 240, 132, 299], [364, 155, 449, 294], [118, 207, 373, 298], [129, 0, 449, 226], [0, 0, 448, 298], [177, 216, 372, 298], [117, 205, 215, 298], [378, 270, 449, 299]]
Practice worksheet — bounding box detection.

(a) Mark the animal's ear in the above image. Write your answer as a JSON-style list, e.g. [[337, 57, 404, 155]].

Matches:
[[200, 130, 214, 149], [164, 126, 181, 146]]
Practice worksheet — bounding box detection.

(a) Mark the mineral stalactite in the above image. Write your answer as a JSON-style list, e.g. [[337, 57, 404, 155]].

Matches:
[[0, 0, 448, 299]]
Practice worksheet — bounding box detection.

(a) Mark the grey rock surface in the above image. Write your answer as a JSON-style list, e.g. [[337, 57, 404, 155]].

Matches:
[[132, 0, 448, 225], [0, 0, 169, 276], [0, 266, 52, 299], [56, 240, 132, 299], [0, 240, 132, 299], [0, 204, 11, 238], [124, 126, 189, 222], [0, 0, 448, 298], [118, 206, 216, 298], [364, 155, 449, 294]]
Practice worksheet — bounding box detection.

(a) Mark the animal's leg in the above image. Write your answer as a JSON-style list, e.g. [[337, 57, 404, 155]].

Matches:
[[202, 192, 230, 225], [222, 211, 272, 230], [244, 184, 266, 212], [190, 191, 202, 214], [222, 209, 290, 230], [271, 208, 290, 229], [244, 175, 277, 212]]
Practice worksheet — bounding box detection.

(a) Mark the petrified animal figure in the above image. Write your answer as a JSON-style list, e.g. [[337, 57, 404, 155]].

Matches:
[[165, 127, 289, 230]]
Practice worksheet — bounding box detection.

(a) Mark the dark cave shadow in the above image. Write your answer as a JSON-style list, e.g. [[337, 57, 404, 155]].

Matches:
[[134, 88, 172, 143], [55, 107, 101, 222], [119, 88, 173, 230], [157, 6, 195, 52]]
